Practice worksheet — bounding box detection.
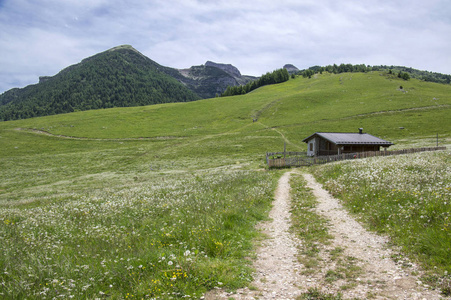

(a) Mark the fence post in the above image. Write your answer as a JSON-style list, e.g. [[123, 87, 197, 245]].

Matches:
[[284, 142, 286, 159]]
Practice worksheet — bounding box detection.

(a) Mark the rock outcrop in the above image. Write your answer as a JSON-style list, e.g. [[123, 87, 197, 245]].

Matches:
[[176, 62, 256, 99], [205, 61, 242, 78], [283, 64, 299, 74]]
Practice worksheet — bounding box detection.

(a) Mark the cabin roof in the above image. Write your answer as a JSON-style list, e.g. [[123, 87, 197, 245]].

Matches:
[[302, 132, 394, 146]]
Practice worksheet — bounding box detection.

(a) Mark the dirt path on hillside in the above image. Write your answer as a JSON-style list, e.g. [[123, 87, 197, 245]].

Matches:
[[205, 171, 446, 300], [13, 128, 184, 141]]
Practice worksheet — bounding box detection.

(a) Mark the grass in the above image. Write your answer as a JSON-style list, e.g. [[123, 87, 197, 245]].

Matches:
[[298, 287, 342, 300], [255, 73, 451, 150], [3, 72, 450, 149], [0, 168, 279, 298], [0, 71, 450, 298], [311, 150, 451, 294]]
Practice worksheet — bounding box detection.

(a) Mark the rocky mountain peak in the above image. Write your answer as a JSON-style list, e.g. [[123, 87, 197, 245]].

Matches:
[[205, 61, 241, 78], [283, 64, 299, 74]]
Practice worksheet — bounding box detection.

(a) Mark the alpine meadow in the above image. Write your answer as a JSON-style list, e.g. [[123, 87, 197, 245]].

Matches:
[[1, 71, 450, 298]]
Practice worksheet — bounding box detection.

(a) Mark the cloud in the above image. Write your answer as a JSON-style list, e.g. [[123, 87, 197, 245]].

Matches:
[[1, 0, 450, 93]]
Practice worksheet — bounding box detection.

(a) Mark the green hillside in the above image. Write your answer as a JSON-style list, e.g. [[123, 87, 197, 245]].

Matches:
[[3, 71, 449, 146], [0, 45, 200, 121], [0, 71, 450, 298], [300, 63, 451, 84]]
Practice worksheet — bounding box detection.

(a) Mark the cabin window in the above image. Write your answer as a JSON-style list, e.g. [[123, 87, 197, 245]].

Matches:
[[309, 143, 313, 151]]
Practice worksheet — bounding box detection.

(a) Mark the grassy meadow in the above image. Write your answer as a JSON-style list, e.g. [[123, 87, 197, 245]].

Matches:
[[311, 150, 451, 294], [0, 71, 450, 298]]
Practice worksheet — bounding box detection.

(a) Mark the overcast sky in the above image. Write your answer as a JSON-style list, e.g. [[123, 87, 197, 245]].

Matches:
[[1, 0, 450, 94]]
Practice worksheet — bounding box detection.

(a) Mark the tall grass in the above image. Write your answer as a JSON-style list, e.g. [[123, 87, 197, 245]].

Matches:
[[0, 169, 278, 298]]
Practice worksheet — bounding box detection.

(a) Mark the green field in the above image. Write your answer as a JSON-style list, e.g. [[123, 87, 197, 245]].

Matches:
[[1, 72, 450, 298]]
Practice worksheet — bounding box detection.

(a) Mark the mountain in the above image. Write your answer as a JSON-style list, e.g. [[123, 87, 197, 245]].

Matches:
[[0, 45, 201, 121], [174, 61, 256, 99], [205, 61, 241, 78], [283, 64, 299, 74], [0, 45, 256, 121]]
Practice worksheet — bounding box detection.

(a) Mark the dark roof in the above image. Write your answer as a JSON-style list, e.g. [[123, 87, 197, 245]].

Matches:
[[303, 132, 394, 146]]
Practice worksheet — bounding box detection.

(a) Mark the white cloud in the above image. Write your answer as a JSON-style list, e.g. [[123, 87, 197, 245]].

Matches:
[[1, 0, 450, 93]]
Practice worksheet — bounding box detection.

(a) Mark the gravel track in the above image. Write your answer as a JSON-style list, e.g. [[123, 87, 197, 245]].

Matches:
[[205, 171, 446, 299]]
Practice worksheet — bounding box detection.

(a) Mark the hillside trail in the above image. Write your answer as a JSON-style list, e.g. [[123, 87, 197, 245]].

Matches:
[[205, 171, 446, 300]]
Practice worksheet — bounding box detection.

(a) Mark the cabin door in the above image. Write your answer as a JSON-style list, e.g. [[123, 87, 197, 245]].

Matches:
[[307, 140, 315, 156]]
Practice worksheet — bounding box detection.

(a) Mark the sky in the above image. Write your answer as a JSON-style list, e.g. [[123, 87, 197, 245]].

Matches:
[[1, 0, 451, 94]]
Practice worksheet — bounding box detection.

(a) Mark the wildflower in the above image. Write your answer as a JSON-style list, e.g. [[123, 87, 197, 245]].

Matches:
[[168, 261, 173, 266]]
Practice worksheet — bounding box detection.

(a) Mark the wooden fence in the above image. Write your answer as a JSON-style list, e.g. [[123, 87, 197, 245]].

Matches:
[[266, 146, 447, 168]]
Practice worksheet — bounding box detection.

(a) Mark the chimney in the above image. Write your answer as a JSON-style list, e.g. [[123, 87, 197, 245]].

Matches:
[[359, 128, 363, 134]]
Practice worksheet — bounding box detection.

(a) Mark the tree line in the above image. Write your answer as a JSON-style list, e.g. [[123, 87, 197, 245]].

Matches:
[[221, 68, 290, 97], [299, 63, 450, 84]]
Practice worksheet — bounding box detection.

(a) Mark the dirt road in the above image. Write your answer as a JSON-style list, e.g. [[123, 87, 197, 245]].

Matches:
[[205, 171, 445, 299]]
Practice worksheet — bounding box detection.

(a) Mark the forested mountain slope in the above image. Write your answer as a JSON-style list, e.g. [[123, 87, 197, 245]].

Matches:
[[0, 45, 258, 121], [0, 45, 200, 121]]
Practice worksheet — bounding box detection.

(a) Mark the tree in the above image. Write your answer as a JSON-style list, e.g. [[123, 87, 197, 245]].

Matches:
[[401, 72, 410, 80], [398, 71, 410, 80]]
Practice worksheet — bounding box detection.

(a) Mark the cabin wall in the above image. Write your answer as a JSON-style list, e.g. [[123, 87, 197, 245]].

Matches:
[[314, 137, 382, 156], [342, 145, 380, 153], [317, 139, 340, 155]]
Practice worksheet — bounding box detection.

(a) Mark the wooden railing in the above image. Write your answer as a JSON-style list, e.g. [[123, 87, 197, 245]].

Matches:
[[266, 152, 310, 168], [266, 146, 446, 168]]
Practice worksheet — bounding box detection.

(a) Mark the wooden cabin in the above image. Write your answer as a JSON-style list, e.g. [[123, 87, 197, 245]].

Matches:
[[303, 129, 393, 156]]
